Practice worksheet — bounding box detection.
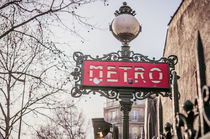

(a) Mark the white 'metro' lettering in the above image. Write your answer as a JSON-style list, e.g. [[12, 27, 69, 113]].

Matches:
[[119, 66, 132, 82], [149, 67, 163, 83], [89, 65, 103, 81], [88, 65, 164, 84], [107, 66, 118, 82], [135, 67, 146, 83]]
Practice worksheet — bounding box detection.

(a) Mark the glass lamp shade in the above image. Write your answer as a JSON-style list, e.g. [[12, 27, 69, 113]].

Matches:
[[111, 14, 141, 44]]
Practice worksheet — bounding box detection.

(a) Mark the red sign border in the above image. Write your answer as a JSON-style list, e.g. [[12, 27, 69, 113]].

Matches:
[[81, 60, 170, 91]]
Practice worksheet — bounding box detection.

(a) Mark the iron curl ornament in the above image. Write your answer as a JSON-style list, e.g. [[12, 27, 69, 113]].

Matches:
[[70, 51, 178, 100]]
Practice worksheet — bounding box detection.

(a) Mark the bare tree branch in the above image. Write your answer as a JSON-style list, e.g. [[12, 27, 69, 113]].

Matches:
[[0, 0, 102, 138], [0, 103, 7, 122], [0, 0, 78, 39], [0, 0, 22, 10]]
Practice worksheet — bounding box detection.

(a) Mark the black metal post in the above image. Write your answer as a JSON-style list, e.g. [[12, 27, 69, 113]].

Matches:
[[196, 31, 207, 136], [171, 71, 182, 139], [157, 97, 163, 137], [121, 45, 131, 61], [119, 44, 133, 139], [196, 31, 206, 89], [119, 90, 133, 139], [112, 125, 119, 139]]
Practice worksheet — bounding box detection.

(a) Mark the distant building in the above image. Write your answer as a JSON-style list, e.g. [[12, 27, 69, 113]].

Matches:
[[104, 99, 145, 139]]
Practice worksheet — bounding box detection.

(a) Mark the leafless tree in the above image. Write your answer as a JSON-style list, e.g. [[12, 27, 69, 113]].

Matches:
[[36, 103, 87, 139], [0, 0, 105, 138]]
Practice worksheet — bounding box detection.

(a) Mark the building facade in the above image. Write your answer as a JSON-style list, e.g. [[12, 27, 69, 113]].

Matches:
[[144, 0, 210, 138], [104, 99, 145, 139], [162, 0, 209, 127]]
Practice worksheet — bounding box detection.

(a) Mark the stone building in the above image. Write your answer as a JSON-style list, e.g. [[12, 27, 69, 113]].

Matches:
[[104, 99, 145, 139], [144, 0, 210, 138]]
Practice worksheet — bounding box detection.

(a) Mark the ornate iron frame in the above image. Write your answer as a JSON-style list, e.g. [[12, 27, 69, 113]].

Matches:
[[71, 50, 178, 100]]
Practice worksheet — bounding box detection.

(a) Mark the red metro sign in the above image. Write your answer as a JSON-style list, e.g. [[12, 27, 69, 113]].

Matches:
[[82, 60, 169, 90]]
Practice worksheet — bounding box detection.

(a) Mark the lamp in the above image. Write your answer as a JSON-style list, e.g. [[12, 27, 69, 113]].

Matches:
[[110, 2, 141, 46], [92, 118, 119, 139], [92, 118, 111, 139]]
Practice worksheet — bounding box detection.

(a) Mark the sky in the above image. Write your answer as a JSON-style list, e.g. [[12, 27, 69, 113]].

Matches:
[[55, 0, 182, 138]]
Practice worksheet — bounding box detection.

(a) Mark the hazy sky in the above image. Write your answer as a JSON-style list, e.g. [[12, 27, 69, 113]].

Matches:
[[57, 0, 182, 138]]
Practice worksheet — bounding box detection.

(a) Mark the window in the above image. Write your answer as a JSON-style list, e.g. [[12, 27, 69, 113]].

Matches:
[[110, 111, 116, 121], [132, 127, 139, 139], [131, 126, 143, 139], [131, 110, 138, 121]]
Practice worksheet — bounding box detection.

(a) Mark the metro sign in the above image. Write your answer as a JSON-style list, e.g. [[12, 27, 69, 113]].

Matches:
[[82, 60, 170, 90]]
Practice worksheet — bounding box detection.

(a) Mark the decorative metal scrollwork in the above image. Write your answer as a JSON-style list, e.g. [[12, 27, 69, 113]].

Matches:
[[164, 122, 173, 139], [133, 90, 172, 100], [176, 100, 198, 139], [197, 85, 210, 136], [70, 51, 178, 100], [72, 51, 178, 64], [71, 86, 119, 100], [163, 85, 210, 139], [71, 67, 81, 82]]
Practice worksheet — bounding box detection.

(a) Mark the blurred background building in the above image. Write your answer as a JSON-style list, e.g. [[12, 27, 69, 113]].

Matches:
[[104, 99, 145, 139]]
